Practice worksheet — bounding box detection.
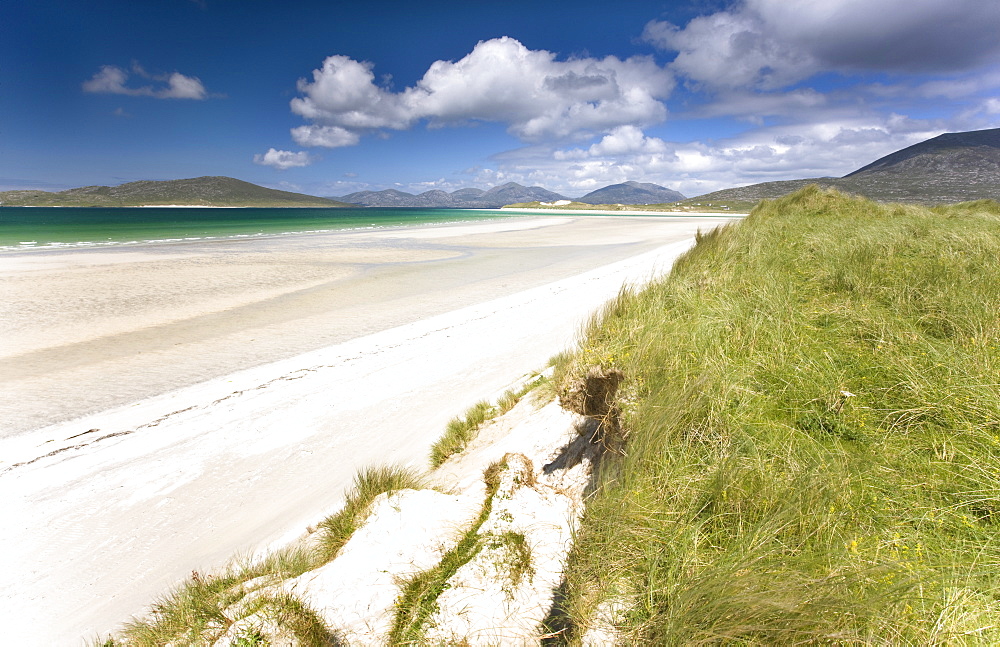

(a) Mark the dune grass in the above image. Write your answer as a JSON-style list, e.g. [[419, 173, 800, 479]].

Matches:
[[389, 459, 508, 644], [117, 548, 317, 646], [111, 464, 423, 645], [556, 186, 1000, 643], [314, 464, 426, 563], [429, 377, 546, 467], [231, 592, 338, 645]]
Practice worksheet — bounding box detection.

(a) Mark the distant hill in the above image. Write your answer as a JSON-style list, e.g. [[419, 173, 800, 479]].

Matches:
[[577, 181, 685, 205], [336, 182, 567, 208], [336, 181, 690, 208], [678, 127, 1000, 208], [0, 176, 352, 207]]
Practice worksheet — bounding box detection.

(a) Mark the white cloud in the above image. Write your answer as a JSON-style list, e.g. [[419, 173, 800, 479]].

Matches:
[[83, 65, 133, 95], [288, 37, 674, 148], [82, 64, 208, 99], [645, 0, 1000, 91], [475, 111, 952, 198], [252, 148, 314, 170], [643, 12, 813, 90], [161, 72, 208, 99], [554, 125, 670, 160], [914, 71, 1000, 100], [981, 99, 1000, 116], [291, 125, 360, 148]]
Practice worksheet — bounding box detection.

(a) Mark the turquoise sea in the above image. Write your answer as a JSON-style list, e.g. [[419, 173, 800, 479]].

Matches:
[[0, 206, 524, 251]]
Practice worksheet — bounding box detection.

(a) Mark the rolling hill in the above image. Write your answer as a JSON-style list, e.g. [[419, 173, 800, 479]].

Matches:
[[577, 181, 685, 205], [0, 176, 352, 208]]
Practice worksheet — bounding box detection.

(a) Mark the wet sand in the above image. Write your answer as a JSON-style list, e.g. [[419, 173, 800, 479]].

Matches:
[[0, 213, 738, 643]]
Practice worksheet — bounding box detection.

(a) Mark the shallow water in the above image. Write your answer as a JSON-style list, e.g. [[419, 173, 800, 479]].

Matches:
[[0, 206, 520, 250]]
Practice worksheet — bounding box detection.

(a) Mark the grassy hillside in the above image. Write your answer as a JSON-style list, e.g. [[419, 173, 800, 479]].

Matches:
[[557, 186, 1000, 643], [0, 176, 350, 207]]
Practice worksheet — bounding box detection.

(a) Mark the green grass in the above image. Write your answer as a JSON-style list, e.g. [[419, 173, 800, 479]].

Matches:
[[505, 200, 743, 213], [113, 464, 423, 645], [389, 460, 508, 644], [233, 592, 339, 645], [490, 531, 535, 588], [314, 464, 426, 563], [429, 379, 545, 467], [557, 186, 1000, 643], [118, 548, 317, 646]]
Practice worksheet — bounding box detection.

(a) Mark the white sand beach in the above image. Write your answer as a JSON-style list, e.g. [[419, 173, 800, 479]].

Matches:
[[0, 213, 738, 643]]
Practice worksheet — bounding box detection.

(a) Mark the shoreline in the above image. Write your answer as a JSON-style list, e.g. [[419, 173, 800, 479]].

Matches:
[[0, 208, 529, 253], [499, 206, 744, 217], [0, 214, 736, 642]]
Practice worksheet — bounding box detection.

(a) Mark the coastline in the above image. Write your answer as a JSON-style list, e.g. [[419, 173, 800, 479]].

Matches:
[[0, 214, 736, 642], [499, 206, 743, 217]]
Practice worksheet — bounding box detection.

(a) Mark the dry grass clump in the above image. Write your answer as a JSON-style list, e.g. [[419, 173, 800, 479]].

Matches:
[[557, 187, 1000, 643]]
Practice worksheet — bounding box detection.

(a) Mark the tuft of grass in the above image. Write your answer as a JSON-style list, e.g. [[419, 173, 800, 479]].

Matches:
[[119, 547, 317, 646], [314, 464, 426, 563], [430, 378, 544, 467], [490, 531, 535, 589], [237, 592, 340, 646], [430, 400, 495, 468], [389, 460, 509, 644], [118, 464, 423, 645], [557, 187, 1000, 643]]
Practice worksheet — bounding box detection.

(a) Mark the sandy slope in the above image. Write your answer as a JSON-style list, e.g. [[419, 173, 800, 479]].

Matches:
[[0, 214, 736, 643]]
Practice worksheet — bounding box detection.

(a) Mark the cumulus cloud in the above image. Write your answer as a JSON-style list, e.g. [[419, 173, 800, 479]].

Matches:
[[477, 110, 951, 198], [160, 71, 208, 99], [83, 63, 208, 99], [645, 0, 1000, 90], [291, 124, 360, 148], [643, 12, 812, 90], [252, 148, 314, 170], [289, 37, 674, 148], [554, 125, 670, 160]]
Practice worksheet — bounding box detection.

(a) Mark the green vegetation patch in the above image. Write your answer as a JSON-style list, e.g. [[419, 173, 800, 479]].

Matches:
[[112, 465, 423, 645], [429, 378, 546, 467], [314, 465, 426, 563], [558, 186, 1000, 643], [389, 460, 508, 643], [117, 548, 317, 646]]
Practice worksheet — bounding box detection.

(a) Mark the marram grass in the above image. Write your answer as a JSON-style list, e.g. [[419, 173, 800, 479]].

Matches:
[[114, 465, 422, 645], [429, 377, 545, 467], [314, 464, 426, 563], [558, 187, 1000, 644]]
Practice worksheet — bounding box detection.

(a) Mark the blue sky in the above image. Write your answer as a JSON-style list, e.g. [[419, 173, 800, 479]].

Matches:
[[4, 0, 1000, 198]]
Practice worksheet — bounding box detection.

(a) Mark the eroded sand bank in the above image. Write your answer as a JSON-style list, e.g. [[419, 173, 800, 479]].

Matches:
[[0, 214, 738, 643]]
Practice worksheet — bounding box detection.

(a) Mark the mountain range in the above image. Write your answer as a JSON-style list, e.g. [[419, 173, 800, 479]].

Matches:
[[0, 176, 351, 208], [676, 127, 1000, 208], [0, 178, 686, 209], [332, 180, 685, 208]]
